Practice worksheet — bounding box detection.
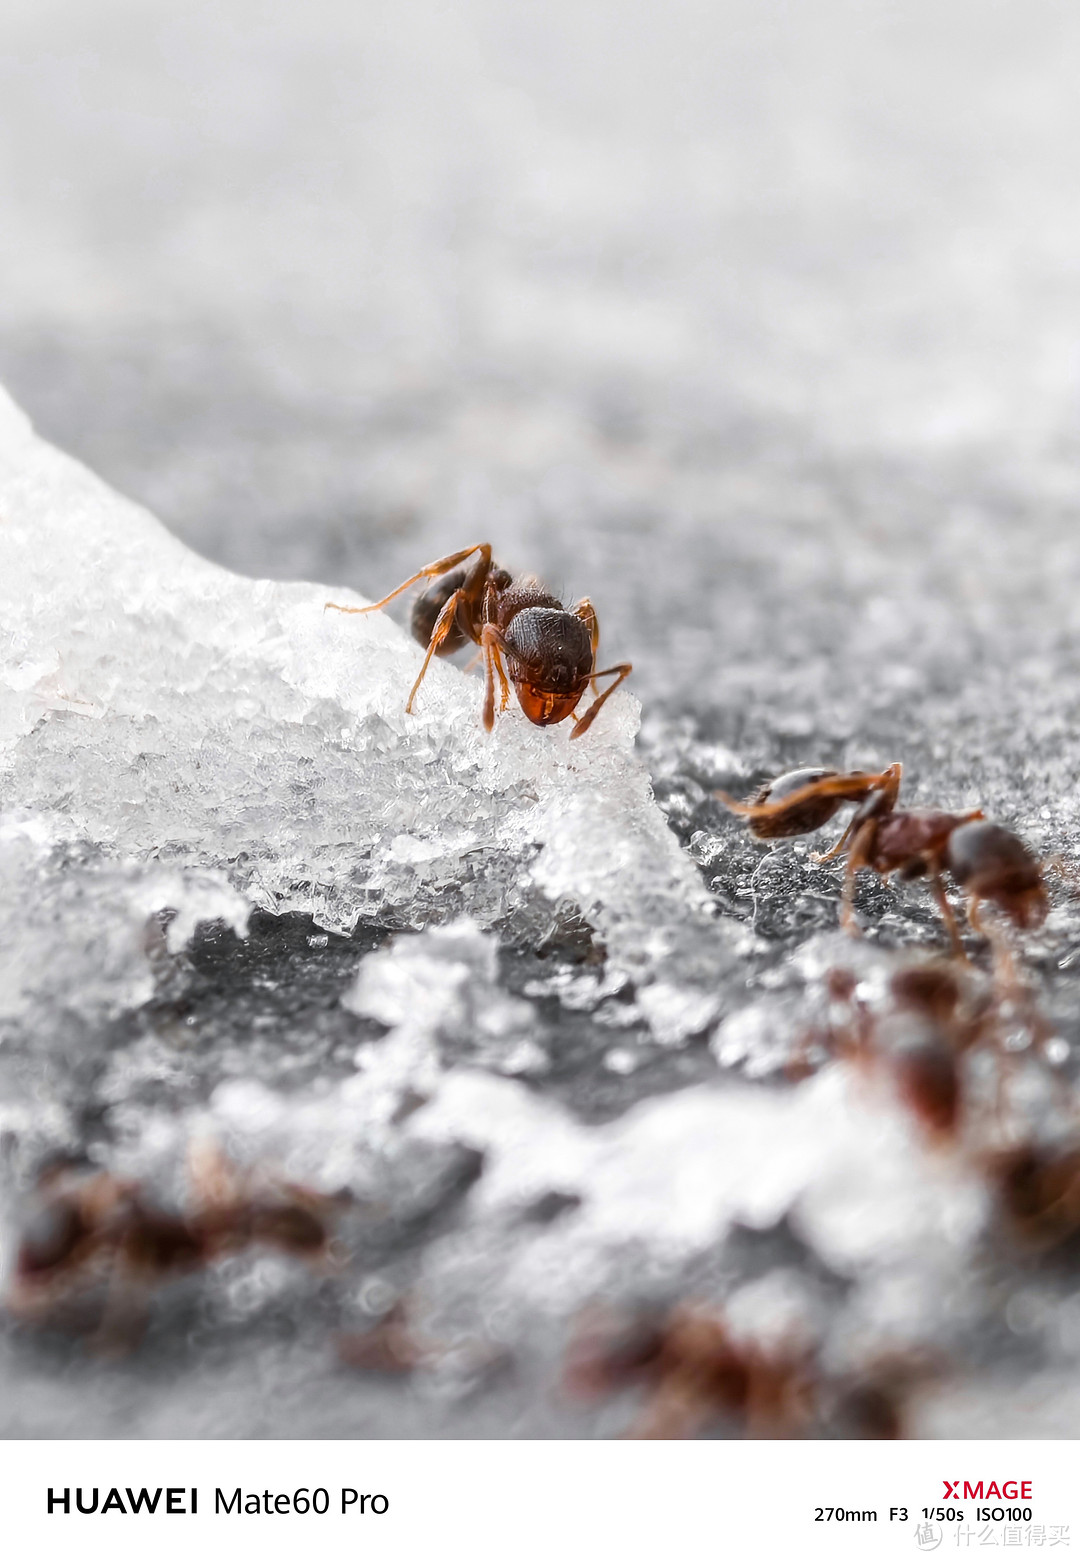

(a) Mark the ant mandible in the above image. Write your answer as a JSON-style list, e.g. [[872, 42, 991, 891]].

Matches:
[[717, 762, 1047, 953], [326, 543, 632, 738]]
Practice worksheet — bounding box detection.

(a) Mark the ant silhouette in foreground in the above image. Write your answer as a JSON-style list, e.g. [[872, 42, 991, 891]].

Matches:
[[717, 762, 1047, 953], [5, 1145, 342, 1349], [814, 960, 1047, 1144], [563, 1302, 932, 1439], [803, 964, 970, 1143], [812, 962, 1080, 1246], [326, 542, 631, 738]]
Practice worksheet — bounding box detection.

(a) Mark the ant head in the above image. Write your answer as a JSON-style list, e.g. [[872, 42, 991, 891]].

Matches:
[[944, 821, 1046, 926], [504, 608, 593, 702], [1002, 882, 1049, 929]]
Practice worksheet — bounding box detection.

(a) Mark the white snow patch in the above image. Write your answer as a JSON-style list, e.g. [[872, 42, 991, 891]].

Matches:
[[411, 1063, 989, 1303]]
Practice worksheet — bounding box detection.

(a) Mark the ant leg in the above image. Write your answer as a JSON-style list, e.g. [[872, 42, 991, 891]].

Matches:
[[569, 662, 633, 740], [483, 624, 513, 711], [965, 893, 990, 943], [811, 812, 863, 864], [480, 625, 512, 731], [811, 765, 901, 861], [840, 822, 877, 937], [929, 871, 967, 960], [405, 589, 469, 713], [574, 598, 601, 693], [983, 913, 1020, 990], [325, 543, 491, 617], [878, 761, 904, 809]]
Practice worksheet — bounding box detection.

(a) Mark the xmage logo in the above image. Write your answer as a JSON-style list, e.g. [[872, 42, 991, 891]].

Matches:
[[942, 1482, 1032, 1501]]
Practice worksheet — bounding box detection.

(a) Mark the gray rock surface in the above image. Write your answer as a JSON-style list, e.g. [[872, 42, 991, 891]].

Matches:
[[3, 0, 1080, 1438]]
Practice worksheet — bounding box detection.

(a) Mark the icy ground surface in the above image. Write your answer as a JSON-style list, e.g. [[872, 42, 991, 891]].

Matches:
[[4, 0, 1080, 1437]]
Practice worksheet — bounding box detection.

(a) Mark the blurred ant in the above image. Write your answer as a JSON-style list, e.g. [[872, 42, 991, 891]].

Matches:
[[5, 1145, 342, 1348], [563, 1303, 814, 1438], [326, 542, 631, 738], [717, 762, 1047, 953], [817, 956, 1070, 1141], [563, 1302, 932, 1439], [809, 963, 976, 1142], [986, 1141, 1080, 1251]]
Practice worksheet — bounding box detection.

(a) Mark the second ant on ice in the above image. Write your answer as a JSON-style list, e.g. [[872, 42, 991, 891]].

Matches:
[[717, 762, 1046, 952]]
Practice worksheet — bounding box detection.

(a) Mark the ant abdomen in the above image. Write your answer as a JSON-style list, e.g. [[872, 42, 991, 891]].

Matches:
[[409, 569, 469, 656], [889, 1026, 961, 1138], [944, 821, 1047, 927]]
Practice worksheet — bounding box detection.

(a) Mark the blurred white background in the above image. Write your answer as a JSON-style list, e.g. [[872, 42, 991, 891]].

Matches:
[[2, 0, 1079, 706]]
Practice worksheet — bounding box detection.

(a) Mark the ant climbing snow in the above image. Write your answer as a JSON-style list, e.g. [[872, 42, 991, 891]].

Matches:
[[717, 762, 1047, 953], [326, 543, 631, 738]]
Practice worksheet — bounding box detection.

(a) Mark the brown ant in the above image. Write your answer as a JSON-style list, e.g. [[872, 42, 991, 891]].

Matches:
[[717, 762, 1047, 953], [563, 1302, 932, 1439], [811, 963, 976, 1142], [563, 1303, 815, 1438], [817, 956, 1072, 1144], [5, 1146, 342, 1347], [326, 543, 631, 738]]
